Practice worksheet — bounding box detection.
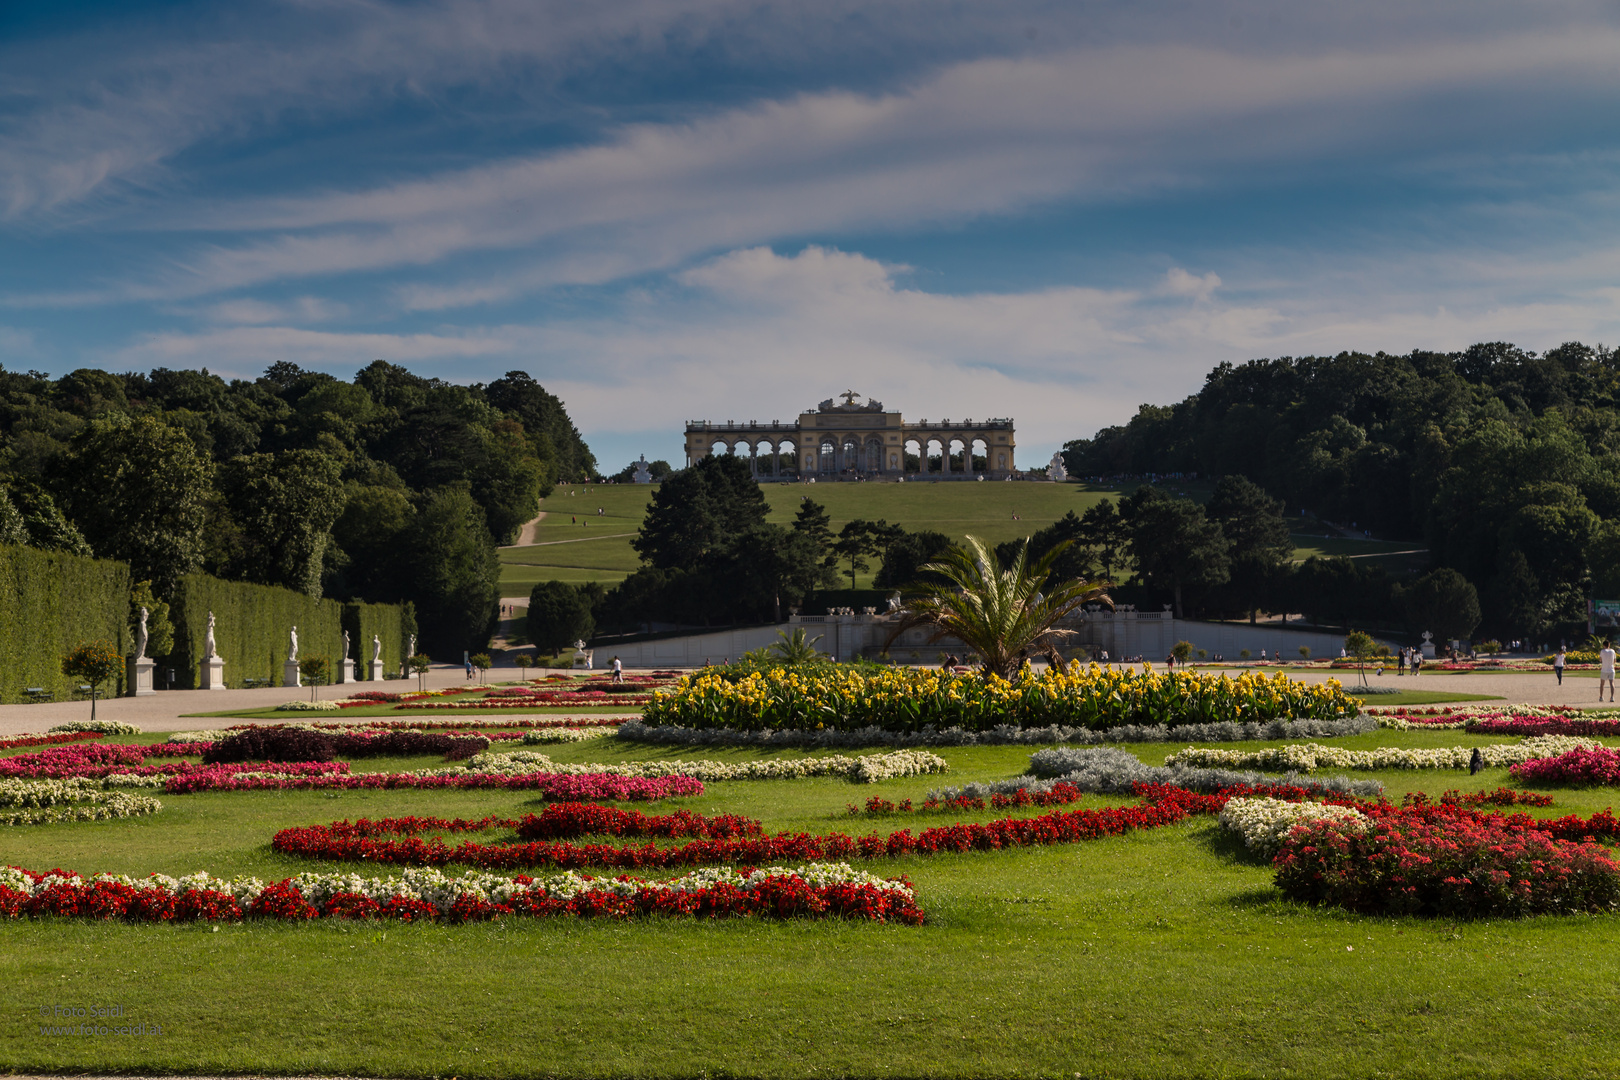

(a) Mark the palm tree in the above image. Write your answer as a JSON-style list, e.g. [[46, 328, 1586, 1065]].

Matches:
[[883, 536, 1112, 679], [769, 627, 825, 664]]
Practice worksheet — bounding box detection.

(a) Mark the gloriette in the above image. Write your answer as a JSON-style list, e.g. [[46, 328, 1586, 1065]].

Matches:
[[683, 391, 1016, 480]]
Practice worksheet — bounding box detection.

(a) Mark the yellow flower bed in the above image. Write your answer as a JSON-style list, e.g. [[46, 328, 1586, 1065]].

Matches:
[[641, 663, 1358, 733]]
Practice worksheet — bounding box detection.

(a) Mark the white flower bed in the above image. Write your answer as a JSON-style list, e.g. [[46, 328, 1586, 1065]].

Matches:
[[520, 728, 614, 744], [274, 700, 343, 712], [48, 720, 142, 735], [0, 778, 162, 825], [1217, 797, 1368, 856], [1164, 735, 1598, 773], [165, 730, 233, 743], [0, 862, 910, 913], [452, 748, 948, 784]]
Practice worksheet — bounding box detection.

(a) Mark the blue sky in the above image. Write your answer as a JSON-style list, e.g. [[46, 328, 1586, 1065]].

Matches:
[[4, 1, 1620, 474]]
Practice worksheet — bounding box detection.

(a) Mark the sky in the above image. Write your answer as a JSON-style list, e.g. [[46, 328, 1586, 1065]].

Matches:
[[4, 1, 1620, 473]]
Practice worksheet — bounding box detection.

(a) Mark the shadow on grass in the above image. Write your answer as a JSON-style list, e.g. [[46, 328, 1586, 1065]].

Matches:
[[1189, 820, 1273, 867]]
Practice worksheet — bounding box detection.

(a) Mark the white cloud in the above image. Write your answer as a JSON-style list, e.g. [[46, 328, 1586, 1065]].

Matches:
[[21, 20, 1615, 305]]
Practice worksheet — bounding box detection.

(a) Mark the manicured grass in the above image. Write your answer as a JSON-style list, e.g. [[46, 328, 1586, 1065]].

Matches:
[[1345, 690, 1504, 706], [501, 481, 1430, 593], [8, 728, 1620, 1077]]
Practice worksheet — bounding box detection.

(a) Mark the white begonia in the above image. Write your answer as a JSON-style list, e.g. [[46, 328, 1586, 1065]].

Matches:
[[1218, 796, 1369, 856], [447, 748, 948, 784], [0, 778, 161, 824], [519, 728, 614, 744], [1165, 735, 1598, 773]]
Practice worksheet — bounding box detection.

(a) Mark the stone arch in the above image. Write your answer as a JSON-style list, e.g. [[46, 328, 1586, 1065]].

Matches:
[[971, 437, 989, 475]]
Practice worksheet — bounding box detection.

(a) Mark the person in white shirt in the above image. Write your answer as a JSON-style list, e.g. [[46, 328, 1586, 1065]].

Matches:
[[1600, 642, 1616, 702], [1554, 647, 1566, 685], [611, 655, 623, 684]]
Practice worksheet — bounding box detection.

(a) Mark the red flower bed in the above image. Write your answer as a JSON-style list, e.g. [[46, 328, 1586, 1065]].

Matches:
[[394, 694, 653, 710], [1471, 718, 1620, 738], [272, 783, 1232, 872], [297, 718, 624, 732], [0, 732, 104, 751], [1403, 788, 1554, 809], [0, 866, 921, 925], [1274, 804, 1620, 917], [1510, 746, 1620, 787], [171, 770, 702, 800]]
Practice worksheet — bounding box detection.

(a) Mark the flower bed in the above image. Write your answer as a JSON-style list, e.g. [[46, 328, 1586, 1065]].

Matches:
[[163, 770, 703, 799], [0, 778, 162, 825], [1273, 806, 1620, 917], [519, 728, 614, 744], [0, 863, 922, 925], [0, 732, 106, 751], [1368, 704, 1592, 731], [394, 693, 655, 710], [1163, 736, 1597, 773], [48, 721, 142, 736], [641, 664, 1359, 733], [1470, 718, 1620, 738], [1218, 796, 1369, 856], [615, 716, 1376, 749], [1510, 747, 1620, 787], [270, 784, 1233, 872], [461, 748, 948, 784]]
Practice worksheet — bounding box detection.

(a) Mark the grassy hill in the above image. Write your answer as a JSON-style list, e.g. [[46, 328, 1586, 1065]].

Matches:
[[498, 479, 1426, 595]]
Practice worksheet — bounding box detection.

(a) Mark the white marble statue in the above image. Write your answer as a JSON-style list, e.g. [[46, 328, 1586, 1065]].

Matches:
[[408, 634, 416, 658], [135, 606, 149, 660], [372, 634, 382, 662], [1046, 452, 1068, 483], [204, 612, 218, 659], [288, 625, 299, 662]]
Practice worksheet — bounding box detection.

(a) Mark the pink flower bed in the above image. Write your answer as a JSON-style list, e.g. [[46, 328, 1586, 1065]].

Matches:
[[1510, 746, 1620, 787], [167, 770, 703, 800]]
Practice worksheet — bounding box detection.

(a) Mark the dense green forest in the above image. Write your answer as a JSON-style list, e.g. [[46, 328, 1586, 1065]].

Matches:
[[1061, 342, 1620, 640], [0, 361, 595, 654]]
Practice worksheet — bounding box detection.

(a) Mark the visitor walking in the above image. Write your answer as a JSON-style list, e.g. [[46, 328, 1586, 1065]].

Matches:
[[611, 655, 623, 683], [1601, 642, 1616, 702], [1411, 651, 1422, 677], [1554, 646, 1567, 685]]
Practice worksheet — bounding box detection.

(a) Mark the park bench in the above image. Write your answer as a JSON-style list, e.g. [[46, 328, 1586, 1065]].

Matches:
[[23, 687, 52, 703], [242, 677, 269, 689]]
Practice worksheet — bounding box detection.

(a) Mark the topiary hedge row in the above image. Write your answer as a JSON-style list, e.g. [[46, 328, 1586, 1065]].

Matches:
[[0, 544, 131, 703], [0, 545, 414, 698]]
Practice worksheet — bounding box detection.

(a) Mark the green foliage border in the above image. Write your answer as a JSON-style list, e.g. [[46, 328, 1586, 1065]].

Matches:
[[0, 543, 131, 702]]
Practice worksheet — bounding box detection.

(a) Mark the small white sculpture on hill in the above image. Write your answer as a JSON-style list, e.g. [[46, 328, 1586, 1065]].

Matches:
[[288, 625, 299, 662], [1047, 452, 1068, 483], [632, 455, 652, 484], [204, 612, 218, 659]]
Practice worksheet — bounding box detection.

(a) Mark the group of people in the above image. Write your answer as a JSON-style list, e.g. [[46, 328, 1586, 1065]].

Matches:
[[1552, 643, 1619, 701]]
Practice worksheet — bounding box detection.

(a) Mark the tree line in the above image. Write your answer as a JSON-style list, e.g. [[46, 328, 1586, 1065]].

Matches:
[[1062, 342, 1620, 641], [0, 361, 595, 655]]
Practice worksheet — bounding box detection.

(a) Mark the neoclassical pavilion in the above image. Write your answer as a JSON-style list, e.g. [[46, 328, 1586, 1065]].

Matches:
[[684, 391, 1017, 480]]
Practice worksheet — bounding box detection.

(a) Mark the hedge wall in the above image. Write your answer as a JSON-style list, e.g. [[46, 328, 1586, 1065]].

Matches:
[[0, 544, 131, 703], [340, 600, 416, 679], [166, 574, 344, 689]]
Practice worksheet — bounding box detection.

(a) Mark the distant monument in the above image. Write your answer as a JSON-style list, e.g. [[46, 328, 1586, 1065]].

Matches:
[[369, 634, 385, 682], [1046, 452, 1068, 483], [683, 390, 1017, 480], [632, 455, 653, 484]]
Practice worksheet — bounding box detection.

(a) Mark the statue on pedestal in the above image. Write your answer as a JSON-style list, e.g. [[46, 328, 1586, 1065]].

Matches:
[[135, 607, 149, 660], [1046, 452, 1068, 483], [373, 634, 382, 662], [204, 612, 218, 659], [288, 625, 299, 662], [342, 630, 351, 659]]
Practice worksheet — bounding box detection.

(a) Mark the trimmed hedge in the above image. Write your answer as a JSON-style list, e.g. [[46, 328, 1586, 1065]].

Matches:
[[167, 575, 412, 689], [341, 600, 416, 680], [0, 544, 131, 703]]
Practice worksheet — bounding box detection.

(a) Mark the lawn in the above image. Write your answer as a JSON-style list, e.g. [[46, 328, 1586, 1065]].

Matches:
[[502, 481, 1424, 592], [5, 720, 1620, 1078]]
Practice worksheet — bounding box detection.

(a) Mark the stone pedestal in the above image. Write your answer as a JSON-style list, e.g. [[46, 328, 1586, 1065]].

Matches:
[[338, 658, 356, 684], [126, 656, 155, 697], [283, 660, 302, 688], [368, 660, 385, 682], [199, 657, 226, 690]]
